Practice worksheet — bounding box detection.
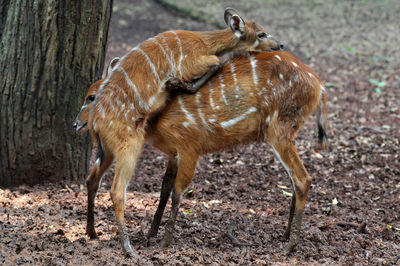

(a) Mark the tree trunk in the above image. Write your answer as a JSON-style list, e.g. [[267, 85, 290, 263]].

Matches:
[[0, 0, 113, 187]]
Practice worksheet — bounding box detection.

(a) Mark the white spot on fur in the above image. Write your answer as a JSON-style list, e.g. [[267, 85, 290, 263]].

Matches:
[[109, 120, 113, 127], [289, 80, 292, 87], [292, 61, 298, 67], [267, 80, 272, 86], [220, 107, 257, 128], [127, 126, 132, 131], [230, 64, 240, 92], [279, 73, 283, 80], [308, 72, 314, 78], [272, 110, 278, 121], [253, 39, 259, 48], [266, 116, 270, 123], [274, 54, 282, 61], [320, 84, 326, 92], [218, 75, 229, 106], [208, 118, 217, 124]]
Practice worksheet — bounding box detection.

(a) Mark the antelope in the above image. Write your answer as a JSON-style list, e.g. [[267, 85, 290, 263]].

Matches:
[[74, 8, 282, 134], [75, 51, 327, 255], [75, 8, 284, 256]]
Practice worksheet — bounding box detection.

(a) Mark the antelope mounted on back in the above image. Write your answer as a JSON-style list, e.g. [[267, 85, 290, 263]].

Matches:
[[75, 50, 327, 255], [75, 8, 284, 256]]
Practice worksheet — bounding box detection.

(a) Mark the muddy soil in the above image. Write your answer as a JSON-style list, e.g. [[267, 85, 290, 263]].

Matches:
[[1, 0, 399, 265]]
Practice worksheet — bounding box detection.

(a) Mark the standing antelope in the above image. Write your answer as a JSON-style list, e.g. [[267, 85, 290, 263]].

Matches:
[[75, 51, 327, 255], [145, 51, 327, 253], [76, 9, 283, 256]]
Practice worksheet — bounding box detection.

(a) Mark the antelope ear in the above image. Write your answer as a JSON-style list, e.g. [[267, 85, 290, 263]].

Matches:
[[107, 57, 120, 77], [224, 8, 245, 38]]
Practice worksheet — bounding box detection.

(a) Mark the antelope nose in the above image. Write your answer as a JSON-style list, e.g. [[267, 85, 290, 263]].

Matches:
[[279, 43, 284, 50], [73, 122, 78, 129]]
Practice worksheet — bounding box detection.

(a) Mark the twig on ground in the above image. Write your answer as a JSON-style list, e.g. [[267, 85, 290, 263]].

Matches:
[[354, 126, 386, 136], [225, 222, 258, 247], [336, 221, 367, 233]]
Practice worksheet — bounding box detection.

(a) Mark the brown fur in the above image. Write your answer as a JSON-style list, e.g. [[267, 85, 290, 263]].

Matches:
[[76, 51, 327, 255], [76, 9, 284, 257]]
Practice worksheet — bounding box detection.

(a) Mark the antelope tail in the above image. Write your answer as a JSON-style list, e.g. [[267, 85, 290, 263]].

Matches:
[[316, 89, 328, 151]]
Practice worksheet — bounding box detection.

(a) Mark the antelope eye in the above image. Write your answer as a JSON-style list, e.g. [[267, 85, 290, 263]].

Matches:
[[257, 33, 267, 38], [87, 95, 95, 102]]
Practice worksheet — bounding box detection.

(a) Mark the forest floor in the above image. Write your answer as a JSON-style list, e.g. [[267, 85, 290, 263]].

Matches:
[[1, 0, 399, 265]]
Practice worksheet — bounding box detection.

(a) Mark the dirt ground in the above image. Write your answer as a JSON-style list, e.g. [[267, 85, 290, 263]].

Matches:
[[1, 0, 399, 265]]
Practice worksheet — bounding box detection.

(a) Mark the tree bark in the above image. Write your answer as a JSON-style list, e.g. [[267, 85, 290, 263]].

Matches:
[[0, 0, 113, 186]]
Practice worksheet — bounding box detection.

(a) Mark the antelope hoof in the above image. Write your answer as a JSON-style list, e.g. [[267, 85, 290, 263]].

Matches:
[[160, 233, 173, 248], [282, 228, 290, 240], [122, 240, 137, 258], [285, 240, 297, 255], [86, 227, 98, 239], [285, 234, 299, 255], [146, 227, 158, 239]]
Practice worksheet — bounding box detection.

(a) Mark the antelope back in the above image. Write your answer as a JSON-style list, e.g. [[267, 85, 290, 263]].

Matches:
[[147, 51, 324, 155]]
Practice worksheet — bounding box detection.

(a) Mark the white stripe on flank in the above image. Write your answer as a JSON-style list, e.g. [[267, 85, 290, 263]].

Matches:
[[218, 75, 229, 105], [208, 81, 215, 110], [170, 31, 183, 76], [308, 72, 314, 78], [250, 56, 258, 88], [178, 96, 196, 126], [230, 64, 240, 92], [132, 47, 161, 84], [196, 93, 212, 131], [150, 37, 174, 72], [159, 37, 176, 73], [320, 84, 326, 92], [274, 54, 282, 61], [220, 107, 257, 128], [117, 66, 150, 111]]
